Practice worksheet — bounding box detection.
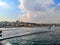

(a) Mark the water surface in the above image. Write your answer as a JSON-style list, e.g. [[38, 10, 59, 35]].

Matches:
[[0, 27, 60, 45]]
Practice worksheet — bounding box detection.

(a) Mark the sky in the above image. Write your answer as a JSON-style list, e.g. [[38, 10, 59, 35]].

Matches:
[[0, 0, 20, 22], [19, 0, 60, 23], [0, 0, 60, 23]]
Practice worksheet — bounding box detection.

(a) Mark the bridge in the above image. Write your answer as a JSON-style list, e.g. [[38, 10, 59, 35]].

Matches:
[[20, 22, 60, 27]]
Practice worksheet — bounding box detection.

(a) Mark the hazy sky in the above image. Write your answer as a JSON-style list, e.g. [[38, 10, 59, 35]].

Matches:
[[0, 0, 20, 21], [0, 0, 60, 23]]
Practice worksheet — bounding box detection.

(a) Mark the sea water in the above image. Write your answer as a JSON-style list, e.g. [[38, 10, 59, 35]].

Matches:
[[0, 27, 60, 45]]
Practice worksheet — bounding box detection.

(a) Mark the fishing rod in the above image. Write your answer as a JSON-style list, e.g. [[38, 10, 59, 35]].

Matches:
[[0, 31, 52, 41]]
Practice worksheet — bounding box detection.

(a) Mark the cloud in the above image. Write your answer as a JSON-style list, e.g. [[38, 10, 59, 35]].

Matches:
[[0, 1, 10, 8], [54, 4, 60, 13], [19, 0, 60, 23]]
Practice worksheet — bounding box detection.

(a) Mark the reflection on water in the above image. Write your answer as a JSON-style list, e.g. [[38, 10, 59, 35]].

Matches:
[[1, 27, 60, 45]]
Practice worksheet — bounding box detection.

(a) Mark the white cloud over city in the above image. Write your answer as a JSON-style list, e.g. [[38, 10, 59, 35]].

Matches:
[[19, 0, 60, 23], [0, 1, 10, 8]]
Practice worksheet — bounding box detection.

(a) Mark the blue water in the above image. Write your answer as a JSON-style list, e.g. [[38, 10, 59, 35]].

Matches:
[[1, 27, 60, 45]]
